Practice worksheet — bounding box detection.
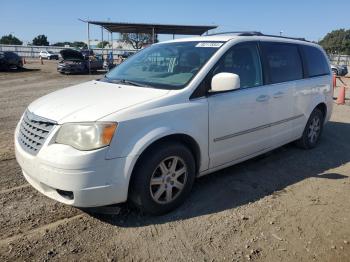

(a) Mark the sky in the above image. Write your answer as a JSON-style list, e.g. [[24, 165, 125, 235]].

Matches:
[[1, 0, 349, 44]]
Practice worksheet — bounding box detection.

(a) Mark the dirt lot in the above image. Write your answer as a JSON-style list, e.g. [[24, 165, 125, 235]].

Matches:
[[0, 60, 350, 262]]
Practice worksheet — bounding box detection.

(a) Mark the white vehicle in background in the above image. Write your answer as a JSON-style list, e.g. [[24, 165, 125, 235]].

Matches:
[[15, 32, 332, 215], [39, 50, 59, 60]]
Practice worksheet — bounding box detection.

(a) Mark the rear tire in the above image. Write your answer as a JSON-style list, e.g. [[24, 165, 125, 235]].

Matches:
[[129, 142, 196, 215], [296, 108, 324, 149]]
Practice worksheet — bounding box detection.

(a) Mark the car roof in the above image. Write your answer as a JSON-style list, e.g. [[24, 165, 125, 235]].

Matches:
[[161, 35, 237, 43], [160, 32, 318, 48], [3, 51, 18, 55]]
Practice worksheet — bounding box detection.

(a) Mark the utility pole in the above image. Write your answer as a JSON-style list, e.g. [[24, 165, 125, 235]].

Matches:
[[87, 21, 91, 74]]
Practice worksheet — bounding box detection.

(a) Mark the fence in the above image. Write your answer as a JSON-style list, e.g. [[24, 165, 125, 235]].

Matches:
[[0, 44, 135, 58], [329, 54, 350, 66], [2, 44, 350, 66]]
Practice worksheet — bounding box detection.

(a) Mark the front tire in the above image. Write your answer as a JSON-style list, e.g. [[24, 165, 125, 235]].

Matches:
[[129, 142, 196, 215], [296, 108, 324, 149]]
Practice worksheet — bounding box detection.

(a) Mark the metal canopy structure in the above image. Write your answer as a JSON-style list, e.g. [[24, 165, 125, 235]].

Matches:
[[85, 20, 218, 36], [78, 19, 217, 74]]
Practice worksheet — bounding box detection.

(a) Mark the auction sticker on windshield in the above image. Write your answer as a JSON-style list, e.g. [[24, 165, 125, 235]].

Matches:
[[196, 42, 223, 48]]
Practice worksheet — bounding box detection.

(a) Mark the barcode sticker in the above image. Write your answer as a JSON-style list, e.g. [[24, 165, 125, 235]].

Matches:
[[195, 42, 223, 48]]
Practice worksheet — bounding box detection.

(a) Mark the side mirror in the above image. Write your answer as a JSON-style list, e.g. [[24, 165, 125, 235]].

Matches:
[[211, 73, 240, 93]]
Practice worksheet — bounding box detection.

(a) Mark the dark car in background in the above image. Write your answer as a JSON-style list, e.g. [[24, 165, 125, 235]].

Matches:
[[81, 49, 94, 60], [121, 51, 135, 59], [57, 49, 103, 74], [0, 51, 23, 70], [331, 64, 348, 76]]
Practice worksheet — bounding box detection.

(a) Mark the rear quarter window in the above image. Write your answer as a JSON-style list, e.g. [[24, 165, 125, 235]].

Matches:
[[301, 45, 330, 77], [262, 42, 303, 84]]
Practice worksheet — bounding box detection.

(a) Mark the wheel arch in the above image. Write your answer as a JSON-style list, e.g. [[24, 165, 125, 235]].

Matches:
[[127, 133, 202, 198], [132, 133, 201, 175], [306, 93, 328, 121], [315, 102, 327, 120]]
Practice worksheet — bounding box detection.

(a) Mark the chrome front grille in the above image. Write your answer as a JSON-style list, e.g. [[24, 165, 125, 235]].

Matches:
[[18, 111, 56, 155]]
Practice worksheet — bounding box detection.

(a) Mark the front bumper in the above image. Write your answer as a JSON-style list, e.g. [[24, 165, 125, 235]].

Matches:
[[14, 125, 132, 207], [57, 65, 86, 74]]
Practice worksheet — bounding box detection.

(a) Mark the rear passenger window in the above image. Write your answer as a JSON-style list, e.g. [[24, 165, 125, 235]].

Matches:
[[301, 45, 330, 77], [212, 42, 262, 88], [262, 43, 303, 84]]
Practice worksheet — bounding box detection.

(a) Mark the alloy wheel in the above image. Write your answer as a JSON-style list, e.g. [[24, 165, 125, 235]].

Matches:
[[308, 116, 321, 144], [149, 156, 188, 204]]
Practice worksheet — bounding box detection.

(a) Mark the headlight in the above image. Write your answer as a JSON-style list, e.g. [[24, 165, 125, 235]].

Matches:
[[55, 122, 117, 150]]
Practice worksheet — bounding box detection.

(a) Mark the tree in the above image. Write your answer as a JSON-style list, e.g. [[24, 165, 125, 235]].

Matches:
[[71, 41, 87, 49], [319, 29, 350, 55], [96, 41, 109, 48], [121, 33, 157, 49], [0, 34, 22, 45], [32, 35, 49, 46], [51, 41, 71, 47], [51, 41, 87, 49]]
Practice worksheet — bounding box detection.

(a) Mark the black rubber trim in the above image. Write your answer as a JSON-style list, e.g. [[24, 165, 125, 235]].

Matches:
[[214, 114, 304, 142]]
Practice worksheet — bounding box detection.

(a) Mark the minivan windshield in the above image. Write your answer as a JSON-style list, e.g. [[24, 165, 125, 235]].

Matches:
[[104, 41, 224, 89]]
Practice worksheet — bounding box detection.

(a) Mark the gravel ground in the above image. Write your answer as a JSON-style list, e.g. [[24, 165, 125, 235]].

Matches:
[[0, 60, 349, 261]]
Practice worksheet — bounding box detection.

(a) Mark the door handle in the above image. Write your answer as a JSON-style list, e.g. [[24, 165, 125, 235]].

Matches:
[[256, 94, 270, 102], [273, 91, 284, 98]]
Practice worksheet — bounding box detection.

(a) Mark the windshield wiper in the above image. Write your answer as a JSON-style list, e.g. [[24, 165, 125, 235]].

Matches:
[[104, 77, 153, 88], [117, 79, 145, 87]]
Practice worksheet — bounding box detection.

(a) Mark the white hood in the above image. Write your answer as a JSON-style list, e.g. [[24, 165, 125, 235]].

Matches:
[[28, 80, 169, 123]]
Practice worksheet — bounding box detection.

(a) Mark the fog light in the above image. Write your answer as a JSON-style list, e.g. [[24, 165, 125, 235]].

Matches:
[[56, 189, 74, 200]]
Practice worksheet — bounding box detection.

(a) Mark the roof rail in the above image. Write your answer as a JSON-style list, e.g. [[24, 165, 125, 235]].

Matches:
[[262, 34, 308, 42], [207, 31, 263, 36], [207, 31, 309, 42]]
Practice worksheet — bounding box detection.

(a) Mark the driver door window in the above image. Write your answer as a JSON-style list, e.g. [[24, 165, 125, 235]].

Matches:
[[213, 42, 263, 89]]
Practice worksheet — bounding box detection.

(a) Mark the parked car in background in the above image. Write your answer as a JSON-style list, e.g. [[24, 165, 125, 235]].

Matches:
[[120, 51, 135, 59], [331, 64, 348, 76], [103, 60, 116, 71], [81, 49, 94, 60], [57, 49, 103, 74], [90, 54, 104, 71], [102, 51, 116, 71], [0, 51, 23, 70], [16, 33, 332, 215], [39, 50, 59, 60]]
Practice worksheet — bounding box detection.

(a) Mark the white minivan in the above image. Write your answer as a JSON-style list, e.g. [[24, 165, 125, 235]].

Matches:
[[15, 32, 333, 214]]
